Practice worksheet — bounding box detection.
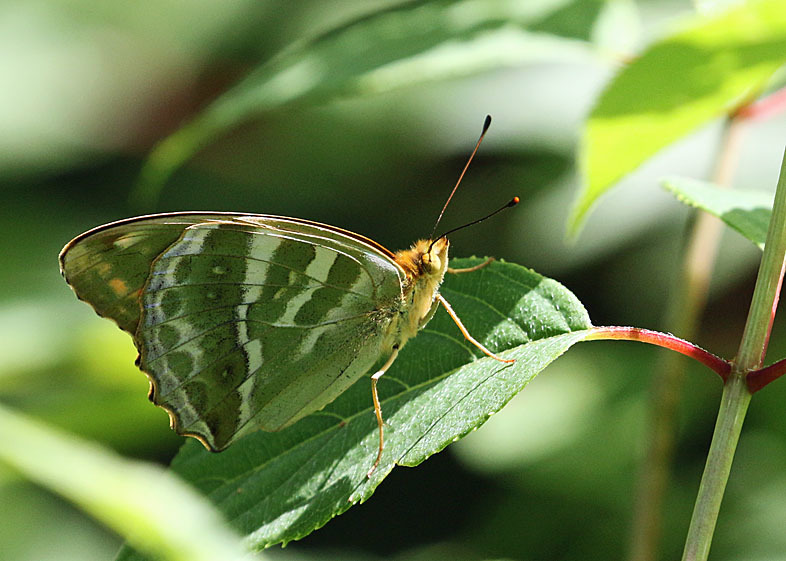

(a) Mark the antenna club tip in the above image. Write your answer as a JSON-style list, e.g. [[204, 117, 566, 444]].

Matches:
[[510, 196, 520, 206], [482, 115, 492, 132]]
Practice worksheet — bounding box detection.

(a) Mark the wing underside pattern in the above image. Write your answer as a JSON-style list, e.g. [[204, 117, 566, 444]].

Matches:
[[60, 215, 223, 333], [137, 218, 405, 450], [61, 213, 408, 451]]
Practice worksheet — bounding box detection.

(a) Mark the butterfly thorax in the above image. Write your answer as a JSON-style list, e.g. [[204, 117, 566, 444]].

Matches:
[[391, 237, 449, 343]]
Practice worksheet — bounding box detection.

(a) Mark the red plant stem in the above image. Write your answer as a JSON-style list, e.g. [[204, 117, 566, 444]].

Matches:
[[734, 86, 786, 121], [585, 327, 730, 380], [747, 357, 786, 393], [760, 258, 786, 365]]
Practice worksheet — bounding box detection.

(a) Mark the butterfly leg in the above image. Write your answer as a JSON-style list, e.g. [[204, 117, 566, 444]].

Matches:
[[447, 256, 495, 274], [437, 294, 514, 364], [367, 346, 400, 478]]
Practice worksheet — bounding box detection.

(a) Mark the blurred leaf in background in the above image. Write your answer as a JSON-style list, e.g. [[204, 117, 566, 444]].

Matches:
[[2, 1, 786, 560]]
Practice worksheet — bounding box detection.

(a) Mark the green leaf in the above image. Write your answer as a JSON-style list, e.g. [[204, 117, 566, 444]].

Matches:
[[572, 0, 786, 235], [530, 0, 606, 42], [133, 0, 596, 207], [0, 404, 251, 561], [115, 259, 592, 559], [663, 176, 773, 249]]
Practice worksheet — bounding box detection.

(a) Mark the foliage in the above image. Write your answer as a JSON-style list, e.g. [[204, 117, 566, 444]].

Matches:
[[114, 259, 590, 559], [574, 0, 786, 234], [663, 177, 773, 249]]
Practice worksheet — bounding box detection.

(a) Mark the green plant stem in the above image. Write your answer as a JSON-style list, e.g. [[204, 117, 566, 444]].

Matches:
[[737, 150, 786, 371], [681, 374, 751, 561], [628, 117, 744, 561], [682, 148, 786, 560]]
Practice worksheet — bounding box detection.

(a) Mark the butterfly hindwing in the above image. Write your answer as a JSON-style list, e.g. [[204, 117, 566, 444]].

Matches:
[[133, 216, 407, 451]]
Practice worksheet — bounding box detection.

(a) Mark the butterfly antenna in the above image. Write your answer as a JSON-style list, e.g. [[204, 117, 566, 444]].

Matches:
[[429, 115, 492, 240], [430, 197, 519, 252]]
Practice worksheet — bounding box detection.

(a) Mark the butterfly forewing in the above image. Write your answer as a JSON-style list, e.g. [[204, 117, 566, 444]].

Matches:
[[59, 214, 232, 334], [134, 216, 407, 451]]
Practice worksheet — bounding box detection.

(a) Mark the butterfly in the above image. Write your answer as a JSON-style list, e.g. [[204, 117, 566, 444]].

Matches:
[[59, 116, 515, 476]]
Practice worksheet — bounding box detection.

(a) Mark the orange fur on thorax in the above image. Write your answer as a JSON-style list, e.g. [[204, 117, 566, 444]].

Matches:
[[393, 238, 449, 340]]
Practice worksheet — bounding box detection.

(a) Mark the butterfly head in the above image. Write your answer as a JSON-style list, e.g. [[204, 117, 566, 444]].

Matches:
[[394, 237, 449, 283], [393, 237, 450, 336], [421, 237, 449, 276]]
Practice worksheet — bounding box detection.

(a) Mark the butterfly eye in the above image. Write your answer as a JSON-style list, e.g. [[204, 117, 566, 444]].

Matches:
[[422, 252, 441, 274]]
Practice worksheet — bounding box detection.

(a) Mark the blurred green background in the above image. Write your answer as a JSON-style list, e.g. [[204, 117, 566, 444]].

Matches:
[[2, 1, 786, 560]]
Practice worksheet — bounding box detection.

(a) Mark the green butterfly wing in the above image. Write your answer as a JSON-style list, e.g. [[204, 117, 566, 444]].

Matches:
[[61, 213, 407, 451], [60, 214, 229, 334]]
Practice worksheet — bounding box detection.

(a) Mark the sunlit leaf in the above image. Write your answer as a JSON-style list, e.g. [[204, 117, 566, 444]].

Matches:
[[663, 176, 772, 249], [0, 404, 250, 561], [115, 258, 592, 558], [572, 0, 786, 235]]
